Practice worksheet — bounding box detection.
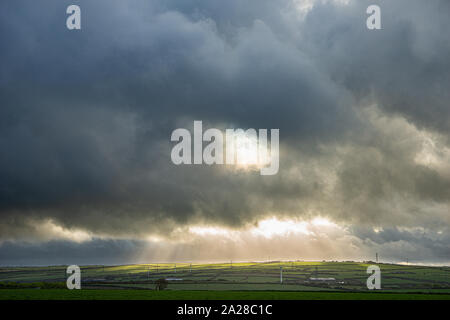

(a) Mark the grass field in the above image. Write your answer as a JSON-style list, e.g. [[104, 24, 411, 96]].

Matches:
[[1, 289, 450, 300], [1, 261, 449, 300]]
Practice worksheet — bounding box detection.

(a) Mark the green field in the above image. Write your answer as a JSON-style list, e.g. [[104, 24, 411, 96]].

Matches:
[[1, 261, 449, 300], [1, 289, 450, 300]]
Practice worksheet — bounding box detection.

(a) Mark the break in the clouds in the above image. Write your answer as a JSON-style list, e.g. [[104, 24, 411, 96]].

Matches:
[[0, 0, 449, 265]]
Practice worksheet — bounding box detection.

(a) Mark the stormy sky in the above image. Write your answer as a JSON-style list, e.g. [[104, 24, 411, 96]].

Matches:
[[0, 0, 449, 265]]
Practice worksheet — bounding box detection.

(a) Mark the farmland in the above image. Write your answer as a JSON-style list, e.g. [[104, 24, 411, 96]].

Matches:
[[1, 261, 449, 299]]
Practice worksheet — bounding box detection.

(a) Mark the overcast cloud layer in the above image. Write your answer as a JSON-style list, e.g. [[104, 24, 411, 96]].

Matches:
[[0, 0, 449, 265]]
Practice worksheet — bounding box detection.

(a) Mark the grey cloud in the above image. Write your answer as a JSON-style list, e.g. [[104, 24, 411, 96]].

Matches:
[[1, 226, 449, 266], [0, 0, 449, 264], [0, 239, 146, 266], [301, 0, 450, 134], [0, 0, 354, 233]]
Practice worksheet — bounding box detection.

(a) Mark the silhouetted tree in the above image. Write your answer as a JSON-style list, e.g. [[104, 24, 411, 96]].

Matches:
[[155, 278, 168, 291]]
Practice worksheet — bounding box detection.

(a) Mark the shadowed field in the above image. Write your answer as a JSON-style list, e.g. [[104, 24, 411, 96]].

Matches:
[[1, 289, 450, 300]]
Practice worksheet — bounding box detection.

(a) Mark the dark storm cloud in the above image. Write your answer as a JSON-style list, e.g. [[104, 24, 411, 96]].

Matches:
[[0, 0, 355, 234], [0, 0, 449, 263], [301, 0, 450, 134]]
